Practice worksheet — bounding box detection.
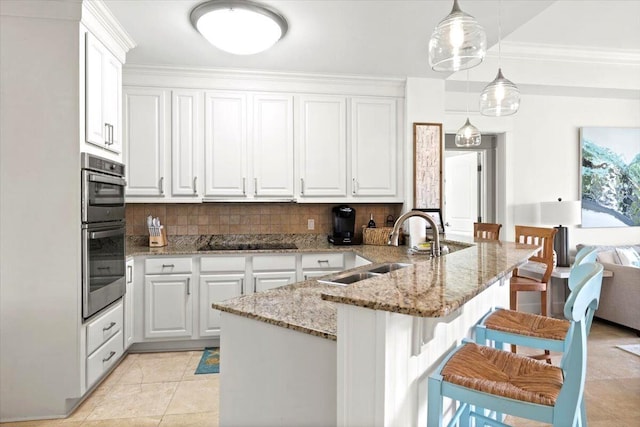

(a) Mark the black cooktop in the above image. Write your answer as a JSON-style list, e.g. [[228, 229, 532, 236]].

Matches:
[[197, 242, 298, 251]]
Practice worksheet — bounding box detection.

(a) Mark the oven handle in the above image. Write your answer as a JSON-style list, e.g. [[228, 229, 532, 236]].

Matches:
[[90, 229, 125, 240], [88, 173, 126, 187]]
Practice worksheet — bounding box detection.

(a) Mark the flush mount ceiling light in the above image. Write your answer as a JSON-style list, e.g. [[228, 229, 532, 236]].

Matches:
[[428, 0, 487, 72], [190, 0, 288, 55], [479, 0, 520, 116]]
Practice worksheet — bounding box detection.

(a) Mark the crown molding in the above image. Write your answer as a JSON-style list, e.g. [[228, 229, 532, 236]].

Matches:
[[123, 64, 407, 97], [495, 41, 640, 66], [82, 0, 136, 61]]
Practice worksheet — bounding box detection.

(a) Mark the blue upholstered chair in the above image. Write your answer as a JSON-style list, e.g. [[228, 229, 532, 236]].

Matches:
[[427, 262, 604, 427]]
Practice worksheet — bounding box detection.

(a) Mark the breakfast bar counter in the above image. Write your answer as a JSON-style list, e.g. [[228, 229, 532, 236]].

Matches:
[[210, 238, 539, 427]]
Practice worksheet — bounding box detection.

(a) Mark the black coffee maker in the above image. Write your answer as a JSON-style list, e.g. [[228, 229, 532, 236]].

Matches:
[[328, 205, 356, 245]]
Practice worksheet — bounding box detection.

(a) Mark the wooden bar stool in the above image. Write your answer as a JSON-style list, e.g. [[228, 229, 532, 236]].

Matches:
[[473, 222, 502, 240], [509, 225, 557, 359]]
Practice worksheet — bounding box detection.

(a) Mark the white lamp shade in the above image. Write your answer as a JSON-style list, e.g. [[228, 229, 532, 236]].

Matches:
[[191, 0, 288, 55], [540, 200, 582, 226]]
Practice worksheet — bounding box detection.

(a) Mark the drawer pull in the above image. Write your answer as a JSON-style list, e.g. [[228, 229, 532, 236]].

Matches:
[[317, 259, 330, 264], [103, 321, 116, 332], [103, 351, 116, 363], [97, 266, 111, 270], [162, 264, 175, 268]]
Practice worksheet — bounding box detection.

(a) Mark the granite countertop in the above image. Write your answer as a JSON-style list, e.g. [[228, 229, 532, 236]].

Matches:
[[126, 234, 538, 340]]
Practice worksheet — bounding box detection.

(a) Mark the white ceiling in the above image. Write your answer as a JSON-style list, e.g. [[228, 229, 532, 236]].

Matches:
[[104, 0, 640, 79]]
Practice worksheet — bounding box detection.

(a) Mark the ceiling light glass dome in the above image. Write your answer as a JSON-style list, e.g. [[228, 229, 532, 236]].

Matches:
[[190, 0, 288, 55], [428, 0, 487, 72]]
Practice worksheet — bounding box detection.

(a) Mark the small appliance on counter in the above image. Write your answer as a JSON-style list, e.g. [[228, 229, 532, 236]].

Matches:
[[328, 205, 356, 245]]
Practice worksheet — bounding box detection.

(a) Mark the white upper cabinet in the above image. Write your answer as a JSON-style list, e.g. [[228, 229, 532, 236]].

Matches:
[[121, 70, 404, 203], [298, 95, 347, 197], [172, 90, 203, 197], [204, 92, 248, 198], [123, 87, 168, 197], [350, 97, 397, 197], [252, 94, 294, 198], [85, 31, 122, 153]]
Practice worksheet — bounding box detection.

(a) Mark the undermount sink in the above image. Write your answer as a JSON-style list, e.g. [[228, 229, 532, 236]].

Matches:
[[318, 263, 410, 286], [366, 263, 410, 274]]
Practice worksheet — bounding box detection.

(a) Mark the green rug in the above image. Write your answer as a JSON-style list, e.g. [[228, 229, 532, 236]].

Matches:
[[195, 347, 220, 374]]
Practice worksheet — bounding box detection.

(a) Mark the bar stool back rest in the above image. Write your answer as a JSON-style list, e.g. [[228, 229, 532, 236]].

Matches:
[[513, 226, 557, 285], [473, 222, 502, 240]]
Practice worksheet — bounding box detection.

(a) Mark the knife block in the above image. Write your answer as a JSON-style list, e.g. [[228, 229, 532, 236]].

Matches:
[[149, 227, 167, 247]]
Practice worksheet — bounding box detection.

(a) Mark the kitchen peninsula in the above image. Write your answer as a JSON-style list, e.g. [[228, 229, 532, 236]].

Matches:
[[213, 238, 539, 427]]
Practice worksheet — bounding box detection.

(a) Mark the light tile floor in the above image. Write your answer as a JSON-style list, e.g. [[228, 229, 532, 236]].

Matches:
[[2, 319, 638, 427]]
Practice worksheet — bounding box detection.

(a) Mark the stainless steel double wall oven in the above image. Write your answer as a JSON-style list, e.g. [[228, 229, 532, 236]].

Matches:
[[81, 153, 126, 321]]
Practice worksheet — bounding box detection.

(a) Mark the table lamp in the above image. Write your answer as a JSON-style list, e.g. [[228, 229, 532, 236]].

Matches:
[[540, 198, 582, 267]]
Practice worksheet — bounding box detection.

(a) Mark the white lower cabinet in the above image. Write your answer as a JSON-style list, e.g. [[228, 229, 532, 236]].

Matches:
[[252, 255, 297, 293], [253, 271, 297, 293], [301, 253, 344, 280], [144, 274, 193, 339], [134, 251, 364, 343], [85, 300, 124, 389], [144, 258, 194, 339], [199, 256, 246, 337]]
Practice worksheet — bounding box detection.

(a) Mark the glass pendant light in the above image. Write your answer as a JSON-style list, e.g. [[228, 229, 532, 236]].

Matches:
[[479, 0, 520, 116], [456, 71, 482, 147], [428, 0, 487, 72]]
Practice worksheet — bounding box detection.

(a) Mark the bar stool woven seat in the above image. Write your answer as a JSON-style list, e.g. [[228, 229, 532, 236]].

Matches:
[[483, 309, 570, 341], [441, 342, 563, 406]]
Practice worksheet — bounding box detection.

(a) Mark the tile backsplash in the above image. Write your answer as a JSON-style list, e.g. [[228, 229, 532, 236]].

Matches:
[[126, 203, 403, 237]]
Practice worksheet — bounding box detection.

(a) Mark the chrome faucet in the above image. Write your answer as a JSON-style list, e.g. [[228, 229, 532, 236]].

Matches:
[[388, 211, 442, 257]]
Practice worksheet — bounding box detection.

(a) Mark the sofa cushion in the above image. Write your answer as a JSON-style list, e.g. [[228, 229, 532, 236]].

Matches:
[[597, 250, 621, 264], [616, 247, 640, 267]]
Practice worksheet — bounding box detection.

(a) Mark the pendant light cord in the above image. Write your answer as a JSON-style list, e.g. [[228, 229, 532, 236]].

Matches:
[[498, 0, 502, 68], [466, 70, 470, 116]]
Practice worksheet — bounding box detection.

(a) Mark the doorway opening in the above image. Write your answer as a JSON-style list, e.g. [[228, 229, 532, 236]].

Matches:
[[443, 133, 497, 236]]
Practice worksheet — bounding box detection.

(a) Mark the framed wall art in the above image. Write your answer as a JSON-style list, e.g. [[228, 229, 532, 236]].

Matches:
[[580, 127, 640, 228], [413, 122, 443, 210]]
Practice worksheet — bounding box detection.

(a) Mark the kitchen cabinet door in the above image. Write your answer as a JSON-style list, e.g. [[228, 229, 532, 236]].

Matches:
[[350, 97, 397, 196], [172, 90, 203, 197], [298, 95, 347, 197], [144, 274, 193, 339], [253, 271, 297, 293], [199, 273, 244, 337], [123, 87, 169, 197], [124, 258, 134, 349], [252, 94, 294, 198], [85, 31, 122, 153], [204, 92, 247, 197]]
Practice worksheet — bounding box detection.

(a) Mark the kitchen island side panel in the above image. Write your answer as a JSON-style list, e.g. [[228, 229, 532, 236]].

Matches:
[[219, 312, 337, 427], [336, 276, 511, 427]]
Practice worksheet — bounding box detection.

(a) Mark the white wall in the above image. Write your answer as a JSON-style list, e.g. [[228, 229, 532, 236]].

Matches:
[[443, 91, 640, 247], [403, 77, 445, 213]]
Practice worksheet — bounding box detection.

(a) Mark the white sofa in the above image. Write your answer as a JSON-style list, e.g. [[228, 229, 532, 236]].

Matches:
[[577, 244, 640, 333]]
